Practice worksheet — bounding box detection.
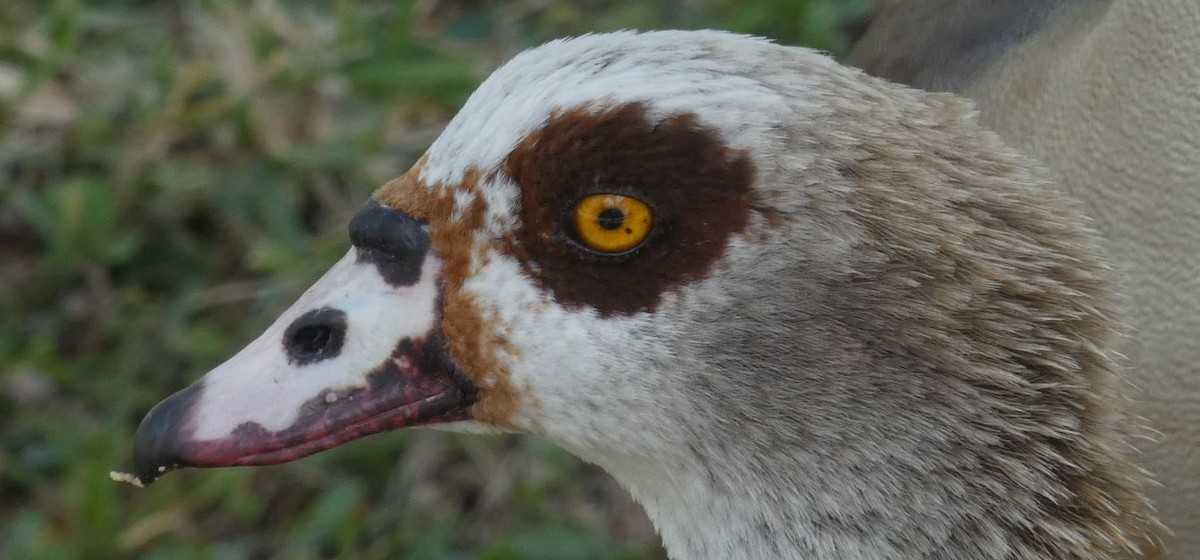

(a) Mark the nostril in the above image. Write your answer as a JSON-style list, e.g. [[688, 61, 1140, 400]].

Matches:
[[283, 307, 347, 365]]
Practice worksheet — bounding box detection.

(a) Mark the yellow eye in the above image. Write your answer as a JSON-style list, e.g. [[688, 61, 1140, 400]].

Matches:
[[572, 194, 654, 254]]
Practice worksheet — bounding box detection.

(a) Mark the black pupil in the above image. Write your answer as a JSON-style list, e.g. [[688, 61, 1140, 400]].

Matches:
[[293, 325, 331, 355], [597, 207, 625, 230]]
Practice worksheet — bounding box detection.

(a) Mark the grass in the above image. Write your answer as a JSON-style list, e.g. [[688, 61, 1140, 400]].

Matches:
[[0, 1, 870, 558]]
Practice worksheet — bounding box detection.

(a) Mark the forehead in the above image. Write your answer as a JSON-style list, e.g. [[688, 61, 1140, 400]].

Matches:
[[418, 31, 792, 189]]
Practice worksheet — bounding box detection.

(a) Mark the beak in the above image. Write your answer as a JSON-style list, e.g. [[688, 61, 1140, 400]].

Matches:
[[129, 201, 475, 485]]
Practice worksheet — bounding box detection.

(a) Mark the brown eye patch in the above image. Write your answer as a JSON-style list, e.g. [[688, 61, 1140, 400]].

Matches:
[[503, 102, 756, 317]]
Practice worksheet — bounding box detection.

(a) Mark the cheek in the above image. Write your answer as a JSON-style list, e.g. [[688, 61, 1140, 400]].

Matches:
[[507, 314, 693, 455], [494, 296, 673, 437]]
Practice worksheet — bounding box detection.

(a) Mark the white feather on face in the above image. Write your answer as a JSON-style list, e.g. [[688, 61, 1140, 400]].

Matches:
[[134, 30, 1157, 559]]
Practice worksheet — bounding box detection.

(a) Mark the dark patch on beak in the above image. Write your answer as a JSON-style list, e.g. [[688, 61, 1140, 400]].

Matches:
[[349, 200, 430, 287], [284, 307, 348, 365]]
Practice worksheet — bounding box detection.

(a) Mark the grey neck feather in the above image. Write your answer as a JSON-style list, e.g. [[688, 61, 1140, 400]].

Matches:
[[582, 316, 1020, 559]]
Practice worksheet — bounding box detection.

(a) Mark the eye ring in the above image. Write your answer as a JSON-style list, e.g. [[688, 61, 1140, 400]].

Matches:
[[572, 193, 654, 254]]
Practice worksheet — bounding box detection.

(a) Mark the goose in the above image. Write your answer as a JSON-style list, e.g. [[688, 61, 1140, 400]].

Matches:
[[122, 31, 1163, 559], [853, 1, 1200, 554]]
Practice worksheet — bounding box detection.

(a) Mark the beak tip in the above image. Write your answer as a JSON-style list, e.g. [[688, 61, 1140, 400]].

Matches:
[[131, 382, 202, 485]]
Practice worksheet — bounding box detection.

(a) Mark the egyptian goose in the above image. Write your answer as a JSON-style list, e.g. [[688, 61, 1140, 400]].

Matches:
[[123, 31, 1161, 559]]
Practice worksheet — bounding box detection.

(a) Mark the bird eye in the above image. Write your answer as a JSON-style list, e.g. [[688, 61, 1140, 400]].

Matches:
[[572, 194, 654, 254]]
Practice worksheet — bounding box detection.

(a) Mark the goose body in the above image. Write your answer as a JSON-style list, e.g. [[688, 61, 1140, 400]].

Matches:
[[130, 31, 1160, 559], [854, 2, 1200, 554]]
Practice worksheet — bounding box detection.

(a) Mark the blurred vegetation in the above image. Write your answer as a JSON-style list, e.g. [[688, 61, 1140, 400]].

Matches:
[[0, 0, 870, 558]]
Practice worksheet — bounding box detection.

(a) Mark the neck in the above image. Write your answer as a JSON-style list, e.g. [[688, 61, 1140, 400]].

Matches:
[[588, 422, 1148, 560], [564, 229, 1158, 558], [563, 292, 1156, 559], [596, 454, 939, 559]]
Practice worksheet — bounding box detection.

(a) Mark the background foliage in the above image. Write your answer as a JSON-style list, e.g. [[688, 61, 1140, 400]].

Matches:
[[0, 1, 870, 558]]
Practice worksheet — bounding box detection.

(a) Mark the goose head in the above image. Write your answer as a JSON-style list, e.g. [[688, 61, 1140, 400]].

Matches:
[[129, 31, 1158, 559]]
